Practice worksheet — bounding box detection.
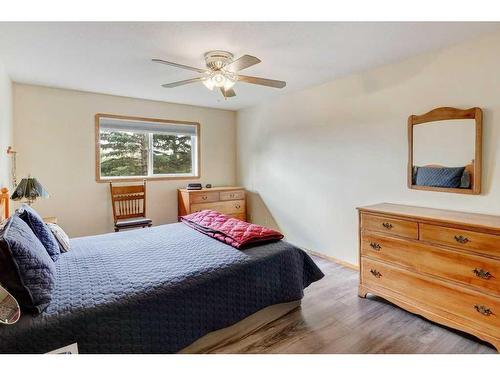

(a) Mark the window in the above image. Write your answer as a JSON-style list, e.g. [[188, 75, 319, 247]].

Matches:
[[95, 114, 199, 181]]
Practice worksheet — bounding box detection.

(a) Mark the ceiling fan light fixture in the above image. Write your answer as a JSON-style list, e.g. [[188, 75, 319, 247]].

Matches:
[[223, 77, 236, 91], [211, 72, 226, 88], [202, 78, 215, 91], [154, 51, 286, 99]]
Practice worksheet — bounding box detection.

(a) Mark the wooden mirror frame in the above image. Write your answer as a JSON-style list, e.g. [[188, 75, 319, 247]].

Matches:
[[408, 107, 483, 195]]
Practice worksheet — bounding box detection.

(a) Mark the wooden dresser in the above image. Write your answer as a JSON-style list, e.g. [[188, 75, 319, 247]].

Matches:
[[178, 186, 246, 221], [358, 203, 500, 351]]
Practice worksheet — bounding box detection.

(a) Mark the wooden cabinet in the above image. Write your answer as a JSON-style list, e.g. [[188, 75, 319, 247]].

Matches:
[[358, 203, 500, 351], [178, 186, 246, 221]]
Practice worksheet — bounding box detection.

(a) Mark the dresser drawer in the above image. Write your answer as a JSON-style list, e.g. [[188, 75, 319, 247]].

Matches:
[[420, 223, 500, 258], [361, 214, 418, 239], [362, 258, 500, 332], [191, 200, 245, 214], [361, 232, 500, 295], [231, 213, 247, 221], [219, 190, 245, 201], [190, 191, 220, 204]]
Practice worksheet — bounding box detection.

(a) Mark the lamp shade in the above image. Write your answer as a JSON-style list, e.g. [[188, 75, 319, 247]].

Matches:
[[10, 177, 49, 204]]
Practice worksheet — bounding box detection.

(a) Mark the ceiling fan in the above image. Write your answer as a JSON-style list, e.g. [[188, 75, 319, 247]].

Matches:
[[152, 50, 286, 99]]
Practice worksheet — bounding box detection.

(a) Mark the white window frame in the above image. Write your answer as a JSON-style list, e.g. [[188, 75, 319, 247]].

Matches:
[[95, 113, 200, 182]]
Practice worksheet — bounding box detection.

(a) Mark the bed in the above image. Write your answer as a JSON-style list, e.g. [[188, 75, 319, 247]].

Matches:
[[0, 195, 323, 353], [0, 187, 9, 221]]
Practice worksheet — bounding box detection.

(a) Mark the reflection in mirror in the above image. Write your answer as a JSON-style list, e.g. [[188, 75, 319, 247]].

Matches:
[[413, 119, 475, 167], [408, 107, 482, 194], [0, 285, 21, 325], [413, 119, 475, 189]]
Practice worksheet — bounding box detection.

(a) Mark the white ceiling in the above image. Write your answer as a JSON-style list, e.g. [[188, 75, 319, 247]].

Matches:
[[0, 22, 499, 111]]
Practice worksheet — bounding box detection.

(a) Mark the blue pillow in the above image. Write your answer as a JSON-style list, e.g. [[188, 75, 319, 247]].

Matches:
[[17, 204, 60, 262], [0, 216, 56, 313], [415, 166, 465, 188]]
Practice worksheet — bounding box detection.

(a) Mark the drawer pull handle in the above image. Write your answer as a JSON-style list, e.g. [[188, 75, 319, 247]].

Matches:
[[235, 204, 241, 209], [369, 242, 381, 251], [370, 269, 382, 278], [454, 235, 469, 244], [229, 193, 235, 198], [382, 222, 393, 230], [474, 304, 494, 316], [202, 196, 208, 200], [473, 268, 493, 280]]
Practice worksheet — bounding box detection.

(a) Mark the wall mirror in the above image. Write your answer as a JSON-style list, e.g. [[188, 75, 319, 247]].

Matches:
[[408, 107, 482, 194]]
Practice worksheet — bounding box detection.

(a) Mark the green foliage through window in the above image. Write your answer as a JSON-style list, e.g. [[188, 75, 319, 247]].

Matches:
[[100, 131, 149, 177], [100, 129, 194, 178], [153, 134, 192, 174]]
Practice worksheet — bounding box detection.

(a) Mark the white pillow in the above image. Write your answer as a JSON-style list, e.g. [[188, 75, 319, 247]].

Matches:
[[46, 223, 70, 252]]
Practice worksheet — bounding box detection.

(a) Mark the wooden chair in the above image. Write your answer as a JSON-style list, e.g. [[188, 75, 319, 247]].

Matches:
[[109, 180, 152, 232]]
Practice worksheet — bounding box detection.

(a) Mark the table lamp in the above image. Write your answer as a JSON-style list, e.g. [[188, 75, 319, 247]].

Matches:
[[10, 176, 49, 206]]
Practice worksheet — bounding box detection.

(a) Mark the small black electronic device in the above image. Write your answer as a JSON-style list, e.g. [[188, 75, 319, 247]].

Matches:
[[205, 184, 212, 188], [186, 183, 203, 190]]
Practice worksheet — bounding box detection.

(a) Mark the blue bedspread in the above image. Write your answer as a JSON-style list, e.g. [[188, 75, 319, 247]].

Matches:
[[0, 223, 323, 353]]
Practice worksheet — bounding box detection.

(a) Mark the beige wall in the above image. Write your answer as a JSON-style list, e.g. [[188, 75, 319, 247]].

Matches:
[[0, 62, 13, 188], [237, 31, 500, 265], [14, 84, 236, 237]]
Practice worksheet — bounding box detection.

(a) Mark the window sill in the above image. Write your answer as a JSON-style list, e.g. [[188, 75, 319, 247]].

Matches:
[[96, 175, 200, 183]]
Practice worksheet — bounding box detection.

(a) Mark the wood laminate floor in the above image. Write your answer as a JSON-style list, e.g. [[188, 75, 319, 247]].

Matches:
[[212, 255, 496, 354]]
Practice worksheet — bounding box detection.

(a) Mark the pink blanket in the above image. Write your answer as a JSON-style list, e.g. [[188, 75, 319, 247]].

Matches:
[[180, 210, 284, 249]]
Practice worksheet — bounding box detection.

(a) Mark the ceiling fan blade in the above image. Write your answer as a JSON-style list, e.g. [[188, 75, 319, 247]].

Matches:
[[224, 55, 261, 72], [161, 77, 206, 88], [152, 58, 208, 74], [220, 87, 236, 98], [236, 74, 286, 89]]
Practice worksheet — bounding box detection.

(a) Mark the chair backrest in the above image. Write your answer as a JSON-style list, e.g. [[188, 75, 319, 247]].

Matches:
[[109, 180, 147, 222]]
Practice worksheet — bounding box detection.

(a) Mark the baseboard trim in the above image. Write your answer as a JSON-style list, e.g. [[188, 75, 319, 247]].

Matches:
[[305, 249, 359, 271]]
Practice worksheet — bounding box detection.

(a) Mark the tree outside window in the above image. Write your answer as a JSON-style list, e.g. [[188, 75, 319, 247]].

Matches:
[[96, 115, 199, 181]]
